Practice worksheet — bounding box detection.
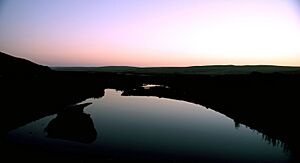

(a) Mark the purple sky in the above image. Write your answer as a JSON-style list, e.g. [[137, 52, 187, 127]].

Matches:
[[1, 0, 300, 66]]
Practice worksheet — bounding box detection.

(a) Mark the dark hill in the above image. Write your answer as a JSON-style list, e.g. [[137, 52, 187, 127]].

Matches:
[[0, 51, 51, 75], [53, 65, 300, 75]]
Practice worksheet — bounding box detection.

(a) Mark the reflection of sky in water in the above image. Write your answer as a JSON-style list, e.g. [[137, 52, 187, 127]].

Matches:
[[8, 89, 290, 162], [142, 84, 165, 89]]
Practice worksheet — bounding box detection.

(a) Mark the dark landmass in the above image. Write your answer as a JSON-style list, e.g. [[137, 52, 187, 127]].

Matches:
[[53, 65, 300, 75], [1, 51, 300, 162], [0, 51, 50, 75], [0, 52, 105, 134], [45, 103, 97, 143]]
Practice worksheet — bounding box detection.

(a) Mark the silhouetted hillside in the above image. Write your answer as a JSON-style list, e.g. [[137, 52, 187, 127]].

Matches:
[[0, 51, 51, 76], [53, 65, 300, 75], [0, 52, 105, 134]]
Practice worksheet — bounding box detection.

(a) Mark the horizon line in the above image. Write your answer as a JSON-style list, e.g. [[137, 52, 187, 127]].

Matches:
[[50, 64, 300, 68]]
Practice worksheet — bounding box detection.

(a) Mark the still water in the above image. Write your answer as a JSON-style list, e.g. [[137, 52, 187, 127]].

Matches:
[[8, 89, 290, 162]]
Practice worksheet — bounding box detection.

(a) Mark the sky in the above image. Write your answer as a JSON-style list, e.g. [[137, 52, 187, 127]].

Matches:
[[1, 0, 300, 66]]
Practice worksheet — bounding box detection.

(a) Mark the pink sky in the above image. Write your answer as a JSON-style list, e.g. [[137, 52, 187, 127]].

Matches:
[[1, 0, 300, 66]]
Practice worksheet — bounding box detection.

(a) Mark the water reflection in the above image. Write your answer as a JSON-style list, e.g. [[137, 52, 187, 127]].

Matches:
[[235, 121, 289, 151], [262, 134, 290, 152], [142, 84, 169, 89], [86, 89, 290, 162], [7, 89, 291, 162], [45, 103, 97, 143]]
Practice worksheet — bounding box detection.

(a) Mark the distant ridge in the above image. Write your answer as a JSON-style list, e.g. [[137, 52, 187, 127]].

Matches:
[[0, 51, 51, 75], [52, 65, 300, 75]]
